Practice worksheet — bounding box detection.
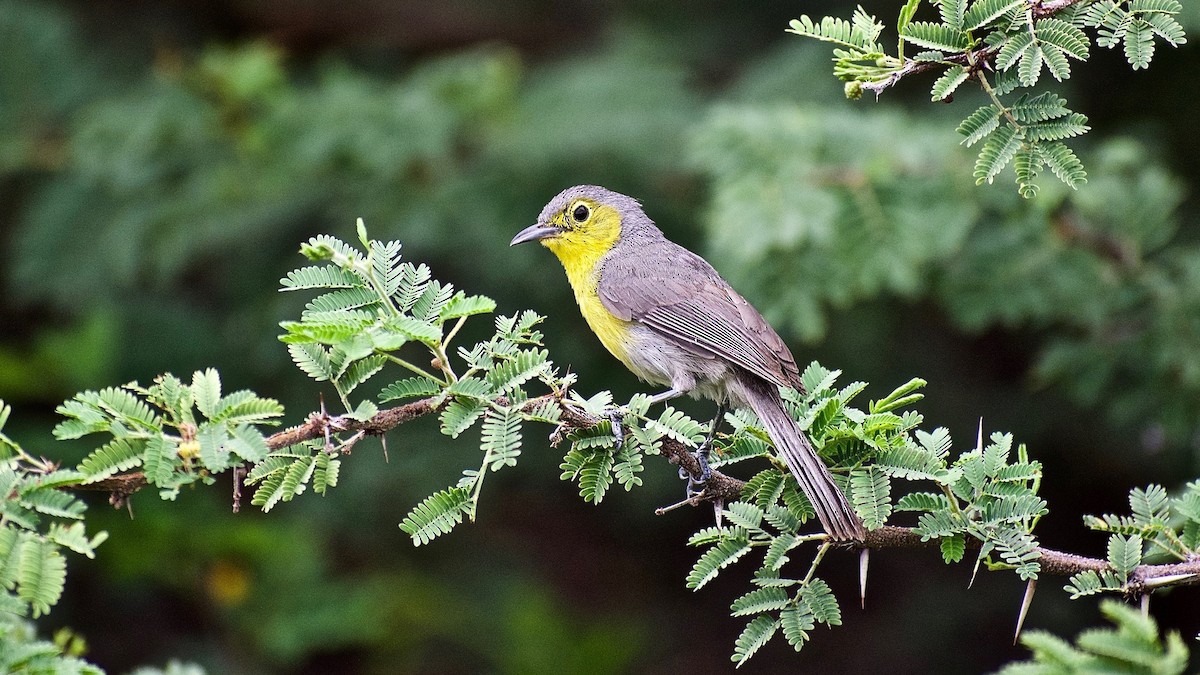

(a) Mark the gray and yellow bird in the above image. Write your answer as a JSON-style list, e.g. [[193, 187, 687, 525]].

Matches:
[[511, 185, 864, 540]]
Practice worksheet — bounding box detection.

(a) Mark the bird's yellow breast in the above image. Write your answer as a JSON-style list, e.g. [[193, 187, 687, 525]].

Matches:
[[542, 205, 636, 367]]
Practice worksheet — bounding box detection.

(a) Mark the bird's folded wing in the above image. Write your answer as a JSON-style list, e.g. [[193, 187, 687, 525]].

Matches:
[[597, 250, 799, 389]]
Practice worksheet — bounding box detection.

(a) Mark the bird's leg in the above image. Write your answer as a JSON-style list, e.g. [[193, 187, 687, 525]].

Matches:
[[606, 408, 626, 447], [684, 403, 724, 496], [646, 388, 685, 406]]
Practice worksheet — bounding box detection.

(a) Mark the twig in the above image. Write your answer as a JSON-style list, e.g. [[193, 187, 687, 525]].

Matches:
[[71, 392, 1200, 592], [862, 0, 1087, 98]]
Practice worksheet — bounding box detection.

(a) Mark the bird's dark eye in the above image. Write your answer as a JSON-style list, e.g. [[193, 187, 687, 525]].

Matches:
[[572, 204, 590, 223]]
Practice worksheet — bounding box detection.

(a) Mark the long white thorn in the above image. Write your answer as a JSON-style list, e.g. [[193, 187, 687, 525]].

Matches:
[[860, 548, 869, 609], [1014, 579, 1036, 645]]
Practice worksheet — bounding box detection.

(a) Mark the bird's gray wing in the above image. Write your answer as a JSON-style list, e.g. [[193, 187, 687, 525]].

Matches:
[[597, 239, 800, 389]]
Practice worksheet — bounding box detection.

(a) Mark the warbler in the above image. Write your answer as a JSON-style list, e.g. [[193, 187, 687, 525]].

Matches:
[[511, 185, 864, 541]]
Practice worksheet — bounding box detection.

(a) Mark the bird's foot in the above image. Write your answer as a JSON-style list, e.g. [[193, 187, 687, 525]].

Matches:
[[678, 439, 714, 499], [605, 406, 630, 447]]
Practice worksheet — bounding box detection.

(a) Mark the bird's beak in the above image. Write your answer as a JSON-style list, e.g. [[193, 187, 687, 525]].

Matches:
[[509, 224, 559, 246]]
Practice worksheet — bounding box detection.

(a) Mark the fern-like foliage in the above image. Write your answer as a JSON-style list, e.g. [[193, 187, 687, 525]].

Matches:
[[996, 599, 1190, 674], [0, 401, 107, 629], [1063, 481, 1200, 598], [280, 222, 574, 545], [788, 0, 1186, 196], [57, 369, 284, 499], [670, 365, 1062, 664]]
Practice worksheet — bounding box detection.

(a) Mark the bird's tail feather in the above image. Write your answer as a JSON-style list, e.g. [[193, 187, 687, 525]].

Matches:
[[742, 381, 864, 541]]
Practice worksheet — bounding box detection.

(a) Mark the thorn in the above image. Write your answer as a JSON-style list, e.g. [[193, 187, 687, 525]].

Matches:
[[1141, 593, 1150, 618], [969, 556, 982, 589], [381, 435, 390, 463], [860, 549, 869, 609], [714, 498, 724, 528], [976, 418, 984, 453], [1014, 579, 1036, 645], [654, 492, 704, 516]]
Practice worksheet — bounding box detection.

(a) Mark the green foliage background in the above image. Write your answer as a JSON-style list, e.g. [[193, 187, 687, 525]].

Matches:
[[0, 0, 1197, 672]]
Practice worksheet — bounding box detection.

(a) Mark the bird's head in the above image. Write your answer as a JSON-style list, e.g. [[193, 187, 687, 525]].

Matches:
[[510, 185, 641, 261]]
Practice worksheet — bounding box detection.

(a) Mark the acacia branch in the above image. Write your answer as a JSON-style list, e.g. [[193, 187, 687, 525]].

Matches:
[[862, 0, 1089, 97], [78, 391, 1199, 593]]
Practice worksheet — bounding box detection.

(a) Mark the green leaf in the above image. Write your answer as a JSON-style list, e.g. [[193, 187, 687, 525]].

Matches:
[[1041, 141, 1087, 188], [303, 288, 379, 318], [724, 502, 767, 532], [280, 264, 362, 290], [786, 14, 884, 52], [1025, 113, 1090, 141], [930, 64, 970, 101], [481, 408, 522, 470], [196, 423, 230, 472], [731, 587, 790, 616], [1124, 19, 1156, 68], [486, 349, 550, 394], [1129, 484, 1170, 525], [287, 343, 335, 382], [940, 532, 966, 563], [1064, 569, 1106, 598], [962, 0, 1023, 31], [578, 449, 614, 504], [1037, 17, 1090, 59], [382, 316, 442, 347], [1143, 12, 1186, 46], [900, 22, 971, 52], [77, 438, 143, 483], [335, 354, 387, 397], [938, 0, 966, 30], [313, 452, 340, 495], [731, 615, 780, 667], [227, 424, 271, 463], [191, 369, 221, 418], [896, 491, 951, 512], [1017, 43, 1044, 85], [399, 487, 474, 546], [19, 487, 85, 520], [17, 538, 66, 618], [897, 0, 922, 32], [973, 124, 1022, 185], [140, 436, 178, 486], [996, 30, 1034, 71], [799, 579, 841, 626], [1014, 143, 1041, 198], [648, 407, 705, 448], [687, 537, 751, 590], [957, 105, 1002, 147], [1040, 44, 1072, 81], [210, 391, 285, 426], [440, 399, 487, 438], [439, 292, 497, 321], [780, 604, 816, 651], [1107, 534, 1143, 581], [379, 377, 442, 402], [612, 444, 644, 490], [849, 466, 891, 530], [764, 533, 801, 571]]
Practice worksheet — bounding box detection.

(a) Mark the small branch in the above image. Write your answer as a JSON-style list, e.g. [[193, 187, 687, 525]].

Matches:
[[71, 391, 1200, 593], [863, 47, 997, 98], [862, 0, 1086, 98]]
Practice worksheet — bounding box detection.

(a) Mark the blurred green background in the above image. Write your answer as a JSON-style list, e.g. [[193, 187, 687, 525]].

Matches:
[[2, 0, 1198, 672]]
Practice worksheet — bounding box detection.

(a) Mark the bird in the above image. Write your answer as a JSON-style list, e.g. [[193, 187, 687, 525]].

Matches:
[[510, 185, 864, 541]]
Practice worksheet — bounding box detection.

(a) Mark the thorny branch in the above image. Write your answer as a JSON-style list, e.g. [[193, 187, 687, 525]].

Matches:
[[861, 0, 1090, 97], [75, 391, 1200, 594]]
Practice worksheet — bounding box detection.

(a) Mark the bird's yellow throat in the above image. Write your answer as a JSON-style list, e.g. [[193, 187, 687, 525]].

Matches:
[[542, 204, 634, 365]]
